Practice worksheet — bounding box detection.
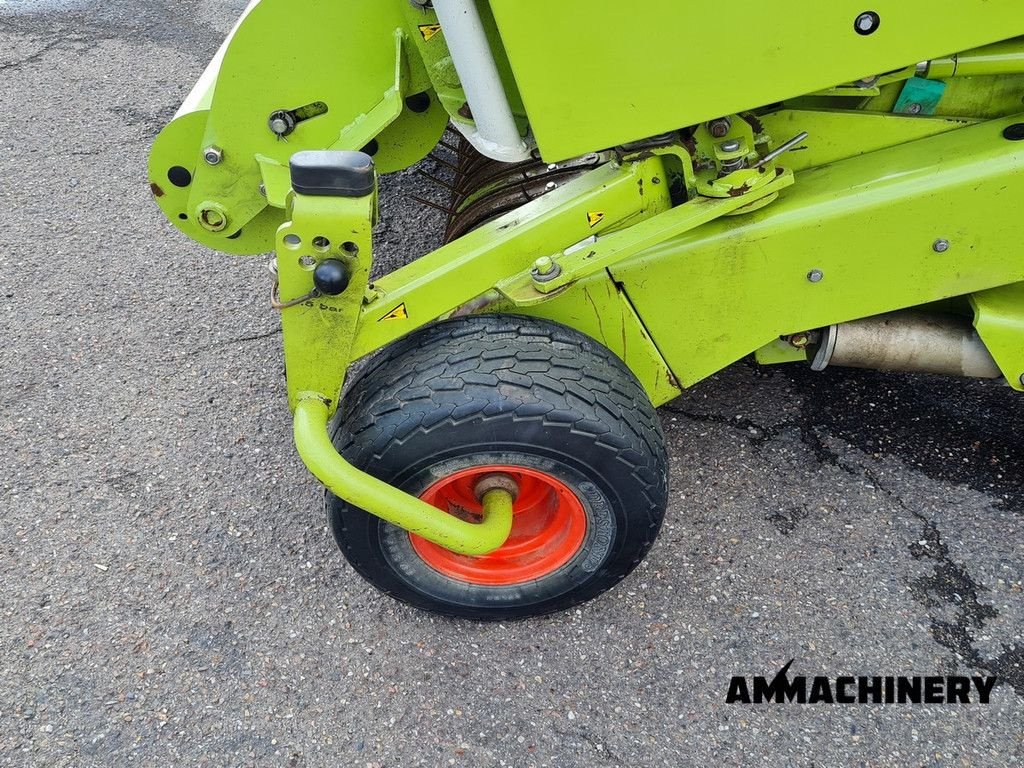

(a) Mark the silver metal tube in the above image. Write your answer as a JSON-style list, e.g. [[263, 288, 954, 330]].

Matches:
[[811, 312, 1002, 380], [433, 0, 532, 162]]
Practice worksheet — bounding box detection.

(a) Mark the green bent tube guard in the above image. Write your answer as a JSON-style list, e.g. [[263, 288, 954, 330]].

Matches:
[[292, 396, 514, 555]]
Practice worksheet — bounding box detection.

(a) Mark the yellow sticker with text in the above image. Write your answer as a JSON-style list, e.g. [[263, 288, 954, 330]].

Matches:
[[587, 211, 606, 228], [380, 303, 409, 322], [419, 24, 442, 42]]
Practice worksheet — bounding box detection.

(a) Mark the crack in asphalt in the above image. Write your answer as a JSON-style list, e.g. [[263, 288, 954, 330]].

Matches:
[[174, 327, 282, 360], [0, 36, 62, 71]]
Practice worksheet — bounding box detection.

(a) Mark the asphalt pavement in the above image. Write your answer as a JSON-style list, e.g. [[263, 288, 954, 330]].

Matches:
[[1, 2, 1022, 766]]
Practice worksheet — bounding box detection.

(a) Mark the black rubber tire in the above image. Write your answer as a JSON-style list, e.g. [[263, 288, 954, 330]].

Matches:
[[326, 314, 668, 620]]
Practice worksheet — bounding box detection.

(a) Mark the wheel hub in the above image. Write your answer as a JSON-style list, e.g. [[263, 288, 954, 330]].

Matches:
[[411, 465, 588, 586]]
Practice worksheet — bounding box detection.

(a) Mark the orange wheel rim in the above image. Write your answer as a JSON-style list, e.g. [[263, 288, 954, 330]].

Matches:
[[411, 465, 588, 586]]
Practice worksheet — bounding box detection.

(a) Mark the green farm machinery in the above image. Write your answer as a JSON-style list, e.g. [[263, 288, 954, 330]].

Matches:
[[150, 0, 1024, 618]]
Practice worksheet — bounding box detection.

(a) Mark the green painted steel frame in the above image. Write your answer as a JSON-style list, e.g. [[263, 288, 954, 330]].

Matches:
[[611, 114, 1024, 392]]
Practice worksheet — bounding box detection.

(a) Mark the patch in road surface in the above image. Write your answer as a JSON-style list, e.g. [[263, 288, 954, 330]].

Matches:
[[667, 363, 1024, 701], [787, 365, 1024, 514], [909, 519, 1024, 698]]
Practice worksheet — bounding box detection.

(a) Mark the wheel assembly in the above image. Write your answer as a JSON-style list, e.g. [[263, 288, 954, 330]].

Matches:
[[327, 315, 668, 619]]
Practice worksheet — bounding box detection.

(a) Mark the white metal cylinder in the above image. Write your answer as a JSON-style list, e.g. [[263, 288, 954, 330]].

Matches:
[[432, 0, 532, 162], [811, 312, 1002, 379]]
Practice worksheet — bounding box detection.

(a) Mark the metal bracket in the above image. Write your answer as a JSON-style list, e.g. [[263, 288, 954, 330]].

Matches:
[[495, 168, 795, 303], [970, 281, 1024, 391]]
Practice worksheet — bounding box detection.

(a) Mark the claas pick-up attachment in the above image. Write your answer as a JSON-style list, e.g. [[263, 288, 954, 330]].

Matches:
[[150, 0, 1024, 619]]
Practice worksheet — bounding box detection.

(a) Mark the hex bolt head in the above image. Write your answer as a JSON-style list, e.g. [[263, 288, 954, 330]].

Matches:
[[854, 11, 880, 35], [203, 146, 224, 166], [807, 269, 824, 283], [531, 256, 562, 283], [708, 118, 732, 138], [933, 238, 951, 253], [1019, 373, 1024, 387], [906, 102, 923, 115]]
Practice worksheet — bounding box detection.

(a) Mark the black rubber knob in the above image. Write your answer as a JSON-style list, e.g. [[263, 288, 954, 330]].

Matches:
[[313, 259, 351, 295]]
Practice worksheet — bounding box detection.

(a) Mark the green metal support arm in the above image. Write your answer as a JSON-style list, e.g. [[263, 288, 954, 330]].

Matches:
[[293, 396, 515, 555]]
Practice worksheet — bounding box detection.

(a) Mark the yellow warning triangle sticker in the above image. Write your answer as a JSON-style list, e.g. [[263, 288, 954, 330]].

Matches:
[[380, 303, 409, 322], [587, 211, 606, 228], [419, 24, 442, 42]]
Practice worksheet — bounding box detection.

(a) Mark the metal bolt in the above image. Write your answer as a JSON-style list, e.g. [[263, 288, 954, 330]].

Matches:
[[268, 110, 296, 138], [855, 12, 880, 35], [258, 183, 267, 198], [203, 146, 223, 165], [933, 238, 951, 253], [198, 207, 228, 232], [531, 256, 562, 283], [906, 102, 923, 115], [203, 146, 223, 166], [807, 269, 824, 283], [534, 256, 555, 275], [708, 118, 732, 139], [1019, 373, 1024, 387], [719, 139, 742, 153], [788, 333, 811, 349]]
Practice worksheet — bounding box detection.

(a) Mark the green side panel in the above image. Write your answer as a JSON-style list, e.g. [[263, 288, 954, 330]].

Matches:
[[610, 115, 1024, 387], [971, 282, 1024, 391], [488, 0, 1024, 160], [500, 273, 681, 406]]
